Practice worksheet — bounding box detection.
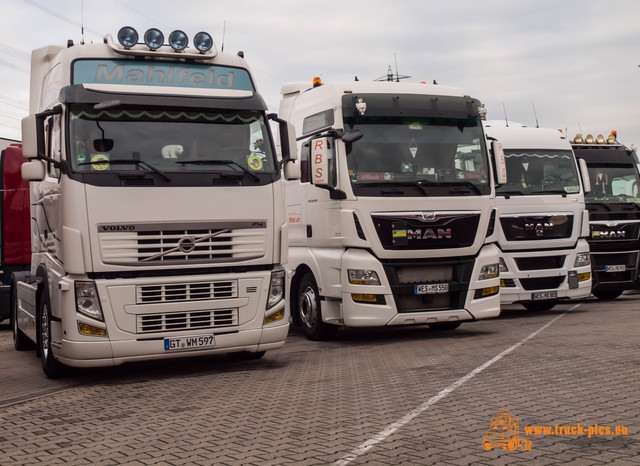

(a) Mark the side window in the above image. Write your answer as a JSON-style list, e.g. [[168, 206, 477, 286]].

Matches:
[[302, 109, 334, 135], [44, 114, 61, 178]]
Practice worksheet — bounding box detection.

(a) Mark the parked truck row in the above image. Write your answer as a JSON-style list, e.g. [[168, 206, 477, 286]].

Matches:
[[2, 27, 637, 377]]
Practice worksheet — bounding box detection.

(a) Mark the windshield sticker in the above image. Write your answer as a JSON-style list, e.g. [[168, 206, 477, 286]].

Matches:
[[356, 172, 395, 181], [409, 139, 418, 158], [564, 186, 580, 193], [247, 155, 264, 171], [522, 161, 529, 171], [91, 153, 110, 171]]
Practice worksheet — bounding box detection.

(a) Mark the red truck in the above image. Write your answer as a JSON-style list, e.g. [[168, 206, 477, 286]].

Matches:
[[0, 143, 30, 322]]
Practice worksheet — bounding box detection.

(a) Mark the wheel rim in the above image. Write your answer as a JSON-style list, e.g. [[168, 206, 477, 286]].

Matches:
[[41, 302, 50, 359], [298, 285, 317, 326]]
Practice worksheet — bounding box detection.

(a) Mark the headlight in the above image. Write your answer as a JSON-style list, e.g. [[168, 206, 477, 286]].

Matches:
[[479, 263, 499, 280], [267, 270, 285, 309], [75, 282, 104, 321], [498, 257, 508, 273], [574, 252, 591, 267], [348, 269, 380, 285]]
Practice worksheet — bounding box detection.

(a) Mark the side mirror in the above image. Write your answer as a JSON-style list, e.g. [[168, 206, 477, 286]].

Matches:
[[492, 140, 507, 185], [578, 158, 591, 194], [21, 116, 38, 159], [341, 130, 363, 144], [22, 160, 46, 181]]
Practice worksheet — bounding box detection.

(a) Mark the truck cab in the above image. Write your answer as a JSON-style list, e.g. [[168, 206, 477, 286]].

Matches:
[[280, 79, 505, 339], [572, 132, 640, 300], [485, 122, 592, 310]]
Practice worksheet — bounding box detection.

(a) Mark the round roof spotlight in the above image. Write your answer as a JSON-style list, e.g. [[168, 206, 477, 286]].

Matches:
[[607, 133, 616, 144], [574, 134, 583, 144], [144, 28, 164, 50], [194, 32, 213, 52], [117, 26, 138, 48], [596, 134, 605, 144], [169, 30, 188, 51], [585, 134, 594, 144]]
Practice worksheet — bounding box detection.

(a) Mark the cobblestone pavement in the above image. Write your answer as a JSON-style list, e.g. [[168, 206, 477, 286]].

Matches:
[[0, 296, 638, 465]]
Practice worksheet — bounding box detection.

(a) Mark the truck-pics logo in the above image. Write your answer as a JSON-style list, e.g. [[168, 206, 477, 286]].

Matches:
[[482, 410, 532, 451]]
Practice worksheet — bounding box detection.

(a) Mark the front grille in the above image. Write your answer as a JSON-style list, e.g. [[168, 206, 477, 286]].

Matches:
[[520, 276, 565, 291], [137, 309, 237, 333], [382, 257, 474, 312], [98, 221, 267, 265], [137, 281, 237, 304], [515, 256, 565, 271]]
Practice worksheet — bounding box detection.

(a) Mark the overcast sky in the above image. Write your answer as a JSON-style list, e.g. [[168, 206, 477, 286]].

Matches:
[[1, 0, 638, 148]]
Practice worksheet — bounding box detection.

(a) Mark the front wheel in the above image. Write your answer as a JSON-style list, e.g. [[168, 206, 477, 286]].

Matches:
[[522, 299, 557, 311], [296, 273, 338, 341], [39, 291, 68, 379], [592, 290, 623, 300]]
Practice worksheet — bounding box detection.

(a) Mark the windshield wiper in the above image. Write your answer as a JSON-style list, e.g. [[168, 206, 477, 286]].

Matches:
[[78, 158, 171, 181], [497, 190, 525, 196], [176, 159, 259, 181], [528, 190, 568, 197], [417, 180, 483, 195]]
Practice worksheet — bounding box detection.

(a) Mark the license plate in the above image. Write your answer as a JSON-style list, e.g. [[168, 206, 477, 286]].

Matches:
[[605, 265, 626, 272], [531, 291, 557, 300], [164, 334, 215, 351], [415, 283, 449, 295]]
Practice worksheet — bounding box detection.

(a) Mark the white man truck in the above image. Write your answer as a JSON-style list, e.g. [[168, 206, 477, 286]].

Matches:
[[12, 27, 298, 377], [279, 79, 506, 339], [485, 122, 592, 311]]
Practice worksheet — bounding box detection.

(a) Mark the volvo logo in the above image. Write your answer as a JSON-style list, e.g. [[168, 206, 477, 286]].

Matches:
[[100, 225, 135, 231], [178, 236, 197, 253]]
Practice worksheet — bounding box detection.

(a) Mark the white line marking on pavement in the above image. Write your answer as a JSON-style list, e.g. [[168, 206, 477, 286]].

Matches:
[[334, 303, 581, 465]]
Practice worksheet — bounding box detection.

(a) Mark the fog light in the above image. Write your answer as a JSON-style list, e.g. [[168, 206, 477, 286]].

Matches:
[[117, 26, 138, 48], [78, 321, 107, 336], [144, 28, 164, 50], [169, 30, 188, 51], [264, 308, 285, 324], [194, 31, 213, 52], [474, 286, 499, 299], [578, 272, 591, 282], [352, 293, 385, 304]]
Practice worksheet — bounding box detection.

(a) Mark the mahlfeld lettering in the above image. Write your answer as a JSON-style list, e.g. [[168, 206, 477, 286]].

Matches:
[[94, 64, 234, 88]]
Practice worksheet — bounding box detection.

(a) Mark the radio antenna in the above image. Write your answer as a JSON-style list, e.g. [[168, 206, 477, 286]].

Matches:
[[221, 20, 226, 52], [531, 101, 539, 128], [503, 103, 509, 127], [80, 0, 85, 44]]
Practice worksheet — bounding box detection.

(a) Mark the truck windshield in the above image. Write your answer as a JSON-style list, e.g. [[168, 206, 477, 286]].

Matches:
[[496, 150, 581, 196], [584, 162, 640, 204], [345, 116, 490, 195], [68, 104, 276, 174]]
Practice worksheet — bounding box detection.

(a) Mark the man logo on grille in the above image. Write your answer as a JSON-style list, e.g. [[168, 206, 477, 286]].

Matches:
[[178, 236, 197, 254]]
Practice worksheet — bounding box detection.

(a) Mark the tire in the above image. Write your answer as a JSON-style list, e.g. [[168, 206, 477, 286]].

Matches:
[[592, 289, 623, 301], [428, 322, 461, 331], [522, 299, 557, 311], [296, 273, 338, 341], [11, 286, 35, 351], [38, 290, 67, 379], [227, 351, 266, 361]]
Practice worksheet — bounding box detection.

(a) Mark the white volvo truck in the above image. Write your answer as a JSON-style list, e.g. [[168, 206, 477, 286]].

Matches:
[[12, 27, 298, 377], [485, 122, 592, 310], [280, 79, 507, 339]]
